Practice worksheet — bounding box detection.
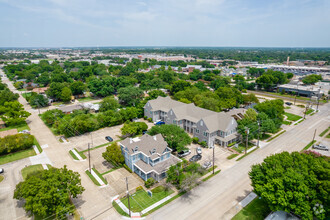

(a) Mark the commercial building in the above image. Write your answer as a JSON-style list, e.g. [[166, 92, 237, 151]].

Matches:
[[278, 84, 323, 97]]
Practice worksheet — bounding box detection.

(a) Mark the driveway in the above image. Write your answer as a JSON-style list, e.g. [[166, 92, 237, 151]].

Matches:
[[183, 143, 236, 172], [0, 158, 31, 220], [103, 168, 144, 196]]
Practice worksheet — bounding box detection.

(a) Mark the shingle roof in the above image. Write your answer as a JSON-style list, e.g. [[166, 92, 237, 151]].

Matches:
[[145, 96, 185, 112], [147, 96, 236, 132], [134, 155, 181, 174], [119, 134, 169, 156], [0, 129, 18, 138]]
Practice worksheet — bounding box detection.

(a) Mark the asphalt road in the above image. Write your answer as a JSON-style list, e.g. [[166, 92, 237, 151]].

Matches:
[[148, 103, 329, 220]]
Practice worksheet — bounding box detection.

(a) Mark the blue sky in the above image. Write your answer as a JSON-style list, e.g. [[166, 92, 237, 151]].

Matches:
[[0, 0, 329, 47]]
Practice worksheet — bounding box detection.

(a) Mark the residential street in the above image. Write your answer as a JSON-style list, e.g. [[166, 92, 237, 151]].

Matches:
[[148, 103, 329, 220]]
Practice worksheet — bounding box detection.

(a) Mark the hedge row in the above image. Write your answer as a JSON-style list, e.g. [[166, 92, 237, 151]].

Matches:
[[0, 133, 34, 156]]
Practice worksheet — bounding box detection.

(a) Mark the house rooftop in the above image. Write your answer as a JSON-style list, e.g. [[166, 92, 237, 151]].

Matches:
[[119, 134, 170, 156], [0, 129, 18, 138], [134, 155, 181, 174]]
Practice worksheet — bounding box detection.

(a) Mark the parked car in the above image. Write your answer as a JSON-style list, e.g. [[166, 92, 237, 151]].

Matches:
[[155, 121, 165, 125], [189, 154, 202, 162], [142, 130, 148, 135], [312, 144, 329, 151], [178, 149, 191, 158], [19, 130, 30, 134], [202, 161, 212, 169], [0, 168, 4, 174], [196, 147, 202, 155], [285, 102, 292, 106], [105, 136, 113, 142], [153, 120, 162, 125]]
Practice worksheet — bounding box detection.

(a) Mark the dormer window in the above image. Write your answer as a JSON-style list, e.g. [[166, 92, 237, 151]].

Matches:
[[151, 148, 156, 154], [134, 146, 139, 152]]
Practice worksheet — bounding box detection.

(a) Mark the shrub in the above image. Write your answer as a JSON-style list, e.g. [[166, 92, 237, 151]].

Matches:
[[242, 89, 247, 93], [199, 141, 207, 148], [123, 164, 132, 173], [228, 142, 236, 147], [192, 137, 199, 144], [145, 177, 156, 188], [0, 134, 34, 156], [147, 118, 152, 122], [136, 186, 143, 191], [144, 116, 147, 120]]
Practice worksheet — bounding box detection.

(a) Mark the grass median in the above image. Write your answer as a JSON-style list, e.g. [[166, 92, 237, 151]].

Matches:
[[232, 197, 270, 220], [0, 148, 36, 165]]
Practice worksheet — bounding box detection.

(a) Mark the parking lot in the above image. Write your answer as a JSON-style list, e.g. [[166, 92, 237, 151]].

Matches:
[[309, 140, 330, 157], [66, 119, 154, 152], [181, 143, 237, 172]]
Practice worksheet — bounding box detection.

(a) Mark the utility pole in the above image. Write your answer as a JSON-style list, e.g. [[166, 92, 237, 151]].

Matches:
[[312, 129, 317, 142], [316, 88, 321, 111], [245, 127, 249, 154], [212, 145, 215, 174], [257, 120, 260, 148], [126, 177, 131, 217], [303, 103, 308, 119], [88, 143, 91, 173], [294, 84, 298, 105]]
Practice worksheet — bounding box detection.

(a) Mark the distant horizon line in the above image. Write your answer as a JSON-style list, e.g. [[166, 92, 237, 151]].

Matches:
[[1, 46, 330, 49]]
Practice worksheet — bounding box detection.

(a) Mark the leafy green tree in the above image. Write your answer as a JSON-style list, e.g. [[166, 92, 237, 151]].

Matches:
[[29, 94, 49, 108], [302, 74, 322, 85], [249, 152, 329, 220], [0, 89, 20, 105], [254, 99, 284, 128], [118, 86, 143, 106], [286, 72, 294, 79], [245, 108, 258, 121], [147, 90, 166, 100], [148, 124, 191, 152], [0, 134, 34, 155], [99, 96, 119, 112], [0, 101, 31, 126], [243, 93, 259, 105], [102, 142, 125, 167], [41, 109, 64, 126], [170, 80, 191, 94], [14, 166, 84, 219], [14, 81, 24, 89], [70, 81, 86, 96], [121, 122, 148, 137], [60, 87, 72, 102]]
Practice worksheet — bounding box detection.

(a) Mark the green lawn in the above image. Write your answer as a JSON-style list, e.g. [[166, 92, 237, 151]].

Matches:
[[234, 143, 254, 154], [284, 112, 302, 121], [0, 148, 36, 165], [34, 138, 42, 153], [305, 109, 314, 115], [21, 92, 33, 100], [227, 154, 238, 160], [267, 130, 286, 142], [0, 175, 4, 183], [282, 120, 292, 125], [319, 127, 330, 137], [0, 122, 30, 132], [121, 186, 174, 212], [21, 164, 44, 180], [232, 197, 270, 220], [77, 97, 95, 102]]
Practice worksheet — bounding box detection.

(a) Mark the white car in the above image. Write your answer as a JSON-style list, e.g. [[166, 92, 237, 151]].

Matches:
[[196, 147, 202, 155], [0, 168, 4, 174]]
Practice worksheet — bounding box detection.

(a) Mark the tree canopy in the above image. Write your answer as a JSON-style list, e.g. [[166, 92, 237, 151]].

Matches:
[[148, 124, 191, 152], [249, 152, 329, 220], [14, 166, 84, 219], [102, 142, 125, 167]]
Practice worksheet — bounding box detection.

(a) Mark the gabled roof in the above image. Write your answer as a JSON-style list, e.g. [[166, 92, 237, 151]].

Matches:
[[201, 112, 236, 132], [119, 134, 169, 156], [145, 96, 185, 112]]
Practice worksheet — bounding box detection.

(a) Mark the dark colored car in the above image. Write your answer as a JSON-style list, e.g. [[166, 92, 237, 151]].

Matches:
[[189, 154, 202, 162], [105, 136, 113, 142], [285, 102, 292, 106]]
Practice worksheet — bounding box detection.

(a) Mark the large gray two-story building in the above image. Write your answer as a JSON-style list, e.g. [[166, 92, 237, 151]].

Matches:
[[144, 96, 242, 148]]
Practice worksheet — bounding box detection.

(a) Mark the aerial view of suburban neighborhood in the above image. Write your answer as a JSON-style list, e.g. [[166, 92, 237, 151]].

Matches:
[[0, 1, 329, 220]]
